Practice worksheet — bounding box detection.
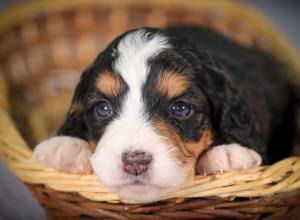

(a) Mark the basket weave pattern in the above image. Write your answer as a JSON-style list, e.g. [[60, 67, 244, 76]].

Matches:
[[0, 0, 300, 219]]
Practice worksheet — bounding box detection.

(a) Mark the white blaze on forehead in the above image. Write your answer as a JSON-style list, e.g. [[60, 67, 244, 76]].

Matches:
[[115, 29, 169, 88], [91, 30, 188, 202], [114, 30, 170, 121]]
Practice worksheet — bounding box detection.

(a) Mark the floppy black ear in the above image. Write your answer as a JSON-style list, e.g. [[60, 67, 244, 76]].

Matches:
[[196, 58, 264, 156], [218, 76, 263, 152], [57, 105, 88, 140], [57, 66, 94, 140]]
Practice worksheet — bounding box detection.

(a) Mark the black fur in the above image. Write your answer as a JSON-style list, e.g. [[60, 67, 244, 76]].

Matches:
[[57, 27, 296, 164]]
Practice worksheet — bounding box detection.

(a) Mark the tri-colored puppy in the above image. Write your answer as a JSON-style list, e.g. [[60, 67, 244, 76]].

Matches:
[[33, 27, 295, 202]]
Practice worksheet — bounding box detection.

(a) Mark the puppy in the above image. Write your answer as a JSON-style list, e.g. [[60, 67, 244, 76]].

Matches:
[[33, 27, 295, 202]]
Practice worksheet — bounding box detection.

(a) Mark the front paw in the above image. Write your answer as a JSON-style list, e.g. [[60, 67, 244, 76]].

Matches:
[[33, 136, 92, 174], [196, 143, 262, 175]]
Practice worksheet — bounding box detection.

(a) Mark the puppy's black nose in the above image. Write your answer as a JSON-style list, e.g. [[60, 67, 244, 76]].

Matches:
[[122, 151, 152, 175]]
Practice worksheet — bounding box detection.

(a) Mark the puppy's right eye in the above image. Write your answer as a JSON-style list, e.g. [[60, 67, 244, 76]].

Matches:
[[95, 100, 113, 117], [169, 101, 192, 117]]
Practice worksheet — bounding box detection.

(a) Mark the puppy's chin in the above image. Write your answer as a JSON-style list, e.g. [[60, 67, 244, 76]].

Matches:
[[91, 161, 190, 202], [93, 172, 188, 203], [113, 184, 174, 203]]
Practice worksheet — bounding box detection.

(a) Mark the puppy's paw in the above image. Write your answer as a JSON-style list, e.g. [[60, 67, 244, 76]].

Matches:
[[33, 136, 92, 174], [196, 143, 262, 175]]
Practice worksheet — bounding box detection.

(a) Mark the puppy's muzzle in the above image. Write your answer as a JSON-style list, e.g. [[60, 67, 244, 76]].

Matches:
[[122, 150, 153, 175]]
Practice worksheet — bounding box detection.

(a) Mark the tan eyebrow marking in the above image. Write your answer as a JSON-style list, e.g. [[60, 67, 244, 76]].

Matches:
[[157, 71, 190, 99], [96, 71, 121, 97]]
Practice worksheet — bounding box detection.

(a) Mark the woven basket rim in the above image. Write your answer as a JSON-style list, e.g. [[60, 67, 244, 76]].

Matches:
[[0, 0, 300, 204], [1, 105, 300, 204]]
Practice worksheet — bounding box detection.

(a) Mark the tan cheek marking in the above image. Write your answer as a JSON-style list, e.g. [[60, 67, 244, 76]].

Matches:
[[157, 71, 189, 99], [156, 121, 189, 161], [70, 102, 84, 115], [184, 129, 213, 178], [155, 121, 213, 176], [88, 141, 97, 153], [185, 129, 213, 159], [96, 71, 121, 97]]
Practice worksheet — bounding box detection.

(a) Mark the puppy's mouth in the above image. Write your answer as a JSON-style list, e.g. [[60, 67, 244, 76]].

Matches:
[[116, 181, 172, 202], [103, 175, 175, 202], [122, 179, 166, 189], [97, 173, 184, 202], [129, 180, 144, 185]]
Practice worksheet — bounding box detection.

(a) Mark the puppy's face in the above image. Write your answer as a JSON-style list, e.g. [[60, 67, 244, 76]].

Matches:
[[67, 29, 213, 202]]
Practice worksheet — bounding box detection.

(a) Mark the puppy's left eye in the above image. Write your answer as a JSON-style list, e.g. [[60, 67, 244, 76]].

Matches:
[[170, 101, 192, 117], [95, 100, 113, 117]]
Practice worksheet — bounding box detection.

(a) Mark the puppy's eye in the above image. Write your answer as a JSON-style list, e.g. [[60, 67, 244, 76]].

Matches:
[[95, 100, 113, 117], [170, 101, 192, 117]]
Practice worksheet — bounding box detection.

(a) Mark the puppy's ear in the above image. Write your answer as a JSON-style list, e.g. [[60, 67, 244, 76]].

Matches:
[[219, 76, 262, 151], [57, 104, 87, 140], [197, 59, 264, 156], [57, 66, 94, 140]]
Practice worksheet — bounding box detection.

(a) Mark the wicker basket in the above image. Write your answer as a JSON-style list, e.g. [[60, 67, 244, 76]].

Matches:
[[0, 0, 300, 219]]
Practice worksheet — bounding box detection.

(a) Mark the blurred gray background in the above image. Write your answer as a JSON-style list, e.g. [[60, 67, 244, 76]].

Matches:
[[0, 0, 299, 219]]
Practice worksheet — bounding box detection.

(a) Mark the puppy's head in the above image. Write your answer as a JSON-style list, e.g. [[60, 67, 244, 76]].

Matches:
[[58, 28, 259, 202]]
